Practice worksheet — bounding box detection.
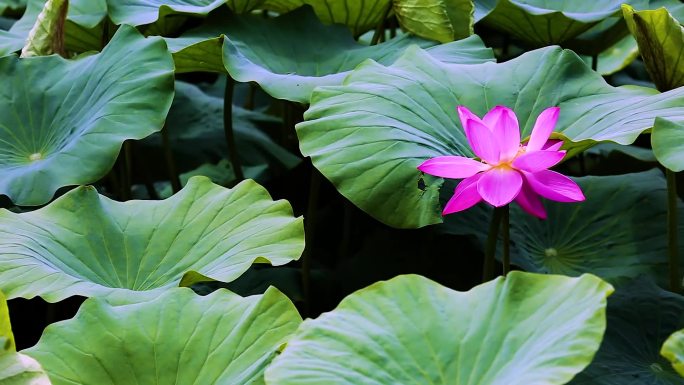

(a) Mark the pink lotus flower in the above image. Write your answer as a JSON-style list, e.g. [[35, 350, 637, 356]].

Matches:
[[418, 106, 584, 219]]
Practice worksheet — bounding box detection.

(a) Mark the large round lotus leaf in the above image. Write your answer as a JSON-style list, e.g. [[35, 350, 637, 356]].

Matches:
[[24, 287, 302, 385], [262, 0, 390, 36], [443, 170, 683, 286], [0, 290, 51, 385], [663, 329, 684, 377], [571, 279, 684, 384], [0, 25, 174, 206], [298, 45, 684, 228], [480, 0, 628, 46], [624, 4, 684, 92], [0, 0, 106, 55], [165, 7, 494, 102], [0, 177, 304, 302], [266, 272, 613, 385]]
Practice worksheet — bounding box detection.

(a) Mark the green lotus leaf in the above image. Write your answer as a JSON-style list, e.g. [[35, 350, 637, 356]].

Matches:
[[624, 4, 684, 91], [266, 272, 613, 385], [106, 0, 265, 36], [0, 177, 304, 302], [567, 15, 631, 56], [652, 117, 684, 171], [0, 25, 174, 206], [165, 7, 494, 102], [25, 287, 301, 384], [139, 80, 300, 179], [106, 0, 225, 27], [571, 279, 684, 384], [473, 0, 497, 21], [298, 45, 684, 228], [581, 34, 639, 75], [0, 0, 46, 55], [567, 0, 682, 60], [480, 0, 627, 46], [443, 170, 684, 286], [392, 0, 473, 43], [0, 290, 51, 385], [584, 142, 657, 163], [0, 353, 51, 384], [0, 0, 106, 56], [262, 0, 390, 36], [0, 0, 25, 16]]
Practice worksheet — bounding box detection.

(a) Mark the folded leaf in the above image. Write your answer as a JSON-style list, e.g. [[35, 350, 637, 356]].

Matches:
[[25, 287, 301, 384], [623, 4, 684, 91], [266, 272, 613, 385], [0, 177, 304, 303]]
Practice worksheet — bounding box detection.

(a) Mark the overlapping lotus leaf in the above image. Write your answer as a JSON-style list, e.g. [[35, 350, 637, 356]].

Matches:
[[297, 45, 684, 228], [0, 0, 106, 55], [480, 0, 639, 46], [107, 0, 262, 36], [0, 290, 51, 384], [106, 0, 226, 26], [165, 6, 494, 102], [266, 272, 613, 385], [0, 25, 174, 205], [25, 287, 301, 385], [580, 34, 640, 75], [392, 0, 473, 43], [0, 177, 304, 303], [444, 170, 683, 286], [262, 0, 390, 36], [571, 279, 684, 384], [652, 117, 684, 171], [663, 329, 684, 377]]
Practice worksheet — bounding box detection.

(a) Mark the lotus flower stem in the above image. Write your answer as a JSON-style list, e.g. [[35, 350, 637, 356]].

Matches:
[[302, 168, 322, 315], [667, 168, 680, 293], [120, 141, 133, 201], [502, 205, 511, 275], [224, 76, 245, 182], [591, 54, 598, 71], [483, 206, 505, 282], [243, 82, 256, 110], [133, 142, 159, 200], [370, 2, 392, 45], [161, 125, 181, 193], [101, 19, 111, 49]]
